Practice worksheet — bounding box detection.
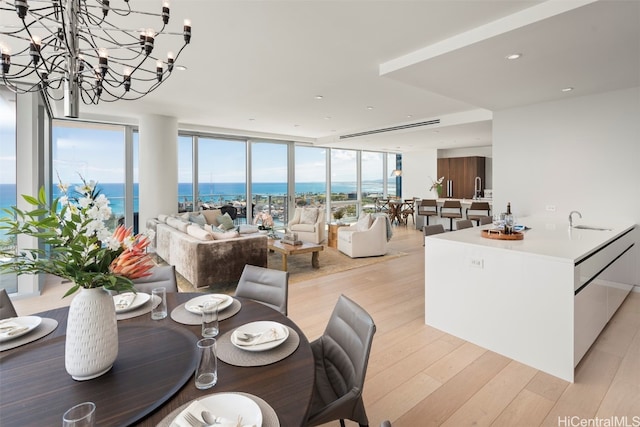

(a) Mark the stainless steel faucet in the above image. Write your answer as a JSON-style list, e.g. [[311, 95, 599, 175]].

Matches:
[[569, 210, 582, 227], [474, 176, 482, 199]]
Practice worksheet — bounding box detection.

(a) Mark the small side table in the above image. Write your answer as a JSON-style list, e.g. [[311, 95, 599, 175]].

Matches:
[[328, 223, 348, 249]]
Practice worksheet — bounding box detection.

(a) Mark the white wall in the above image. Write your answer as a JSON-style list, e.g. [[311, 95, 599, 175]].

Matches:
[[493, 87, 640, 287], [402, 149, 438, 199]]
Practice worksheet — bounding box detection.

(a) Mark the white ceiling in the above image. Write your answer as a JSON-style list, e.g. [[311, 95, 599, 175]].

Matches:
[[40, 0, 640, 152]]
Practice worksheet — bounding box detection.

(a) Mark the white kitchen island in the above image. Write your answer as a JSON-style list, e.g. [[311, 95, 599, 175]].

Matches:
[[424, 217, 637, 382]]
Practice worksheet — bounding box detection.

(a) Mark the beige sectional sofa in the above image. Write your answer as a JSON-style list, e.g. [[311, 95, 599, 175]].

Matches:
[[147, 209, 268, 289]]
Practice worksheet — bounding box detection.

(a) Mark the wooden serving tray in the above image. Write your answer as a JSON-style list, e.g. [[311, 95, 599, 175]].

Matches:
[[481, 229, 524, 240]]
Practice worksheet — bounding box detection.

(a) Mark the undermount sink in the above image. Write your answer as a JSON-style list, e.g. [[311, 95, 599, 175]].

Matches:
[[573, 225, 612, 231]]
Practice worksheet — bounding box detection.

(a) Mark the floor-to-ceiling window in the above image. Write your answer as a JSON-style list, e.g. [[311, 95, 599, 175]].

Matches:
[[0, 87, 17, 293], [361, 151, 384, 212], [198, 137, 247, 219], [52, 121, 128, 230], [294, 145, 327, 208], [178, 135, 194, 212], [387, 152, 400, 198], [251, 141, 288, 227], [330, 148, 358, 220]]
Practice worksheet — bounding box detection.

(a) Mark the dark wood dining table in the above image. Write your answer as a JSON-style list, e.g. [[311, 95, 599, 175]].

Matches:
[[0, 293, 315, 426], [388, 199, 405, 225]]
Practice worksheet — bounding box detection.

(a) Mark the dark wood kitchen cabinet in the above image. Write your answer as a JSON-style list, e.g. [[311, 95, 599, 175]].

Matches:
[[437, 156, 485, 199]]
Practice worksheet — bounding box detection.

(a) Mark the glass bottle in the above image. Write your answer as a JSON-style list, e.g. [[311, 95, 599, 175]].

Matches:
[[504, 202, 514, 234]]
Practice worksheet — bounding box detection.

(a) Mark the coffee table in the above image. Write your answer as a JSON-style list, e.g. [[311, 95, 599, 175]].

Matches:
[[268, 239, 324, 271]]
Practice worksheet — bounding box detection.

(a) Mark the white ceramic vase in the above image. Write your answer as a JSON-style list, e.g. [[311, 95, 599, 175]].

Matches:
[[65, 286, 118, 381], [433, 190, 441, 199]]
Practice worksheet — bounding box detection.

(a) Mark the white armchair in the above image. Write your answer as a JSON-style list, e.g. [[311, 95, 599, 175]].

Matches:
[[287, 207, 326, 244], [337, 214, 388, 258]]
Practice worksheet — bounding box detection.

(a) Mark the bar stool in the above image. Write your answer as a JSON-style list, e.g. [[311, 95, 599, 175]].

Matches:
[[417, 199, 438, 226], [423, 224, 445, 246], [455, 219, 474, 230], [466, 201, 491, 226], [440, 200, 462, 231]]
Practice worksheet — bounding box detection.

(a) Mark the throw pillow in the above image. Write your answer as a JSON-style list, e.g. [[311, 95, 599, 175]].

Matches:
[[204, 224, 225, 234], [157, 214, 169, 223], [187, 224, 213, 241], [238, 224, 260, 234], [178, 212, 190, 221], [216, 213, 235, 231], [211, 229, 240, 240], [201, 209, 222, 226], [290, 207, 302, 225], [356, 213, 372, 231], [300, 208, 319, 225], [189, 213, 206, 226]]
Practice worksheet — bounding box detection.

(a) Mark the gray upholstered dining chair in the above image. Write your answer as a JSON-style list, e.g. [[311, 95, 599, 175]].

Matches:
[[456, 219, 474, 230], [306, 295, 376, 427], [234, 264, 289, 315], [479, 215, 492, 225], [131, 265, 178, 293], [0, 289, 18, 319], [422, 224, 445, 246], [380, 421, 392, 427]]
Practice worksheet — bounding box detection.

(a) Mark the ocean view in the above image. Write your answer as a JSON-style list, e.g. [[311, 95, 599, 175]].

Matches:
[[0, 180, 389, 217]]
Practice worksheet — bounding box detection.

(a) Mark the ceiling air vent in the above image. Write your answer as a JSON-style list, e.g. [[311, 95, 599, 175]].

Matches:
[[339, 119, 440, 139]]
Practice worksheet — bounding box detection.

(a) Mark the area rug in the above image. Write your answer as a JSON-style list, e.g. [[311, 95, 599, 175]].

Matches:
[[155, 246, 407, 292], [267, 245, 407, 284]]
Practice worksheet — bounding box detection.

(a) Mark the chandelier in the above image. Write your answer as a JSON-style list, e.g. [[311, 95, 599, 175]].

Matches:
[[0, 0, 191, 117]]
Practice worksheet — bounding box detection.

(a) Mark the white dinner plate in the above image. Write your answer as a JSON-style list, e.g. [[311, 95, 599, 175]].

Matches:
[[113, 292, 151, 313], [172, 393, 262, 427], [231, 321, 289, 352], [0, 316, 42, 342], [185, 294, 233, 314]]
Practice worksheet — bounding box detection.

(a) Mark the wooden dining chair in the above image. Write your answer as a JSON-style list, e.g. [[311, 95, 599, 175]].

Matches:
[[466, 202, 491, 226], [0, 289, 18, 319], [417, 199, 438, 226], [456, 219, 474, 230], [306, 295, 376, 427], [235, 264, 289, 315], [401, 199, 416, 225], [440, 200, 462, 231]]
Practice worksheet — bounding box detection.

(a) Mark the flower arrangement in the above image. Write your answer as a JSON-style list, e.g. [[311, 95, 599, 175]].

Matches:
[[253, 211, 274, 230], [429, 176, 444, 195], [333, 208, 345, 222], [0, 176, 155, 297]]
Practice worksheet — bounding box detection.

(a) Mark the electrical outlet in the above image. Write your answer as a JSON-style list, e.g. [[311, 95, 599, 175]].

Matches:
[[546, 205, 556, 212], [470, 258, 484, 269]]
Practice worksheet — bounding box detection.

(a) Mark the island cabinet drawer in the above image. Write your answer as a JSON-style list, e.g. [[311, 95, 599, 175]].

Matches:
[[573, 227, 636, 366], [574, 228, 635, 293]]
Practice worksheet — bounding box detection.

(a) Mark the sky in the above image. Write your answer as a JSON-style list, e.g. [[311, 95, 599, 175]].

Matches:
[[1, 104, 393, 186]]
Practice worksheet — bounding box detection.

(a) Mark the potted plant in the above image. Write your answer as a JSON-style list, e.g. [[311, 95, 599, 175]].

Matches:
[[333, 208, 345, 225], [0, 176, 155, 380]]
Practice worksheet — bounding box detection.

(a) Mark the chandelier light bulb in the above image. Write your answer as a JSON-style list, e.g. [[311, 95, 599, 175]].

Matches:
[[123, 67, 132, 91], [162, 1, 170, 24], [98, 49, 108, 77], [144, 29, 155, 55], [102, 0, 110, 17], [156, 61, 163, 82], [167, 51, 174, 72], [184, 19, 191, 44], [15, 0, 28, 19]]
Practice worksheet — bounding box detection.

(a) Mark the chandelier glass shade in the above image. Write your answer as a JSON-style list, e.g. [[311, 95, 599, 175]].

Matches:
[[0, 0, 191, 117]]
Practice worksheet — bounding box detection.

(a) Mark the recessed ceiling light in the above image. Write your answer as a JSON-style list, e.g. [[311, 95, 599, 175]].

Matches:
[[294, 124, 300, 127], [248, 118, 255, 121], [505, 53, 522, 60], [315, 95, 323, 100], [366, 106, 374, 110], [175, 65, 187, 71], [561, 87, 574, 92], [324, 116, 331, 120], [407, 115, 413, 118]]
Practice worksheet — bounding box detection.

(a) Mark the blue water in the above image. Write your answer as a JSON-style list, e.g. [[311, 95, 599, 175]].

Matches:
[[1, 181, 388, 216]]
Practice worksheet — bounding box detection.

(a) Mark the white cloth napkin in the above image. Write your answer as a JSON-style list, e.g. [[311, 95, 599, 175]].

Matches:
[[234, 326, 287, 347], [114, 293, 136, 310], [186, 296, 226, 313], [170, 400, 255, 427], [0, 320, 27, 338]]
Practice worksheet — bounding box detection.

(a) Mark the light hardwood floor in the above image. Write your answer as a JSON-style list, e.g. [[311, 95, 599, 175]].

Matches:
[[12, 226, 640, 427]]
